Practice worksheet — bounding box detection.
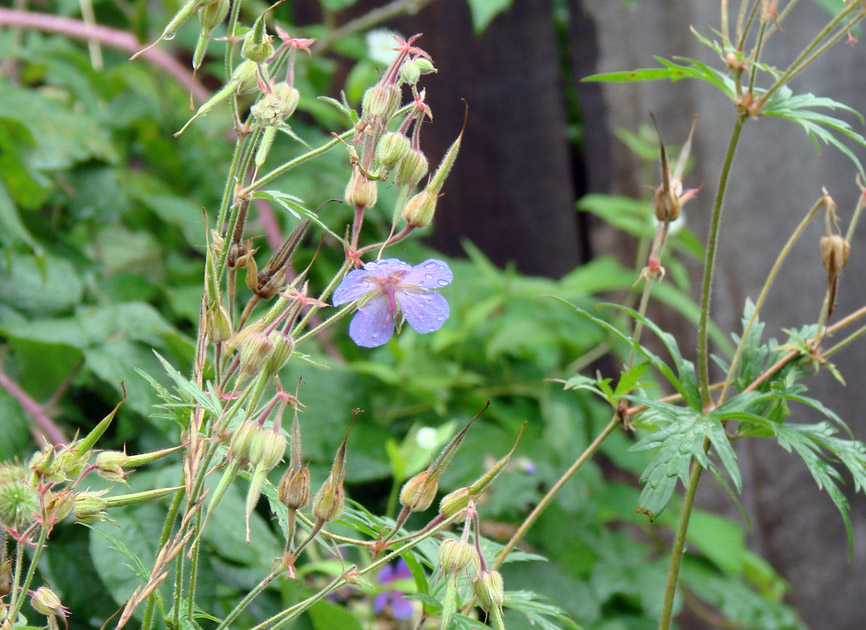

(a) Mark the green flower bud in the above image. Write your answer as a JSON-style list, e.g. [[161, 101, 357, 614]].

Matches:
[[30, 586, 67, 619], [44, 489, 75, 522], [96, 450, 129, 483], [399, 59, 422, 85], [399, 470, 438, 512], [198, 0, 229, 32], [473, 569, 505, 611], [375, 131, 411, 170], [278, 464, 311, 511], [402, 189, 437, 228], [239, 332, 275, 380], [394, 148, 429, 189], [206, 301, 233, 344], [438, 538, 476, 575], [415, 58, 436, 75], [229, 420, 257, 461], [241, 17, 274, 64], [361, 83, 402, 123], [29, 447, 64, 482], [344, 168, 378, 208], [312, 472, 345, 522], [266, 332, 295, 374], [439, 487, 471, 518], [251, 83, 300, 125], [74, 492, 109, 524]]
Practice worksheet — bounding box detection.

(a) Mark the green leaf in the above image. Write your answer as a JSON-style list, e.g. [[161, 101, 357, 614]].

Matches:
[[504, 590, 582, 630], [253, 190, 344, 241], [466, 0, 513, 33], [763, 86, 866, 176], [308, 599, 365, 630], [583, 56, 736, 99]]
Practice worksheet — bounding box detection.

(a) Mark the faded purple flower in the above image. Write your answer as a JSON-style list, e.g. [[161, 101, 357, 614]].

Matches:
[[333, 258, 452, 348], [374, 558, 414, 620]]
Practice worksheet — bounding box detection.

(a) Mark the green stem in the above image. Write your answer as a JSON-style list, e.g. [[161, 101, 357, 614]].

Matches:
[[626, 274, 656, 370], [237, 128, 355, 198], [4, 520, 49, 624], [698, 115, 745, 409], [759, 2, 863, 106], [492, 415, 619, 570], [717, 195, 824, 405], [658, 438, 708, 630], [142, 483, 185, 630]]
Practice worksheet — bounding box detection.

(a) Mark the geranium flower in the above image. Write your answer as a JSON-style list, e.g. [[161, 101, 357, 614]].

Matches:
[[333, 258, 452, 348], [374, 558, 414, 620]]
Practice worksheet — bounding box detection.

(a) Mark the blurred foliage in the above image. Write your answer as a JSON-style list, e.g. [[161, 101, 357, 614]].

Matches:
[[0, 1, 812, 629]]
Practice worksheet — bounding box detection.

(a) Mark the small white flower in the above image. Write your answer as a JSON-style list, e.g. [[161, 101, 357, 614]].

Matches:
[[366, 29, 401, 66]]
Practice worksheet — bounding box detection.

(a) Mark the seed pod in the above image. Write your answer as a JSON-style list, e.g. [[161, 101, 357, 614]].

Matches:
[[206, 301, 233, 344], [96, 450, 129, 483], [654, 183, 680, 222], [239, 332, 275, 380], [438, 538, 476, 575], [278, 464, 311, 510], [251, 83, 300, 125], [394, 148, 429, 189], [399, 470, 438, 512], [312, 471, 345, 522], [375, 131, 411, 170], [266, 332, 295, 374], [361, 83, 402, 123], [439, 487, 471, 518], [820, 235, 850, 276], [473, 569, 505, 611], [399, 59, 422, 85], [0, 559, 12, 597], [241, 16, 275, 64], [402, 189, 437, 228], [344, 168, 378, 208], [31, 586, 67, 618], [74, 492, 109, 524], [44, 489, 75, 522], [229, 420, 258, 461]]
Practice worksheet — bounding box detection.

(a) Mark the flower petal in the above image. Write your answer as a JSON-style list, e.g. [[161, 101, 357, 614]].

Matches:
[[373, 592, 389, 614], [363, 258, 412, 280], [391, 593, 415, 620], [377, 563, 396, 585], [333, 269, 375, 305], [349, 295, 395, 347], [404, 259, 453, 289], [393, 558, 412, 579], [396, 289, 449, 334]]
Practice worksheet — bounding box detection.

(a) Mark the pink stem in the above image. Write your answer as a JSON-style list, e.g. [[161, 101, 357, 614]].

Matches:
[[0, 8, 209, 103], [0, 367, 67, 446]]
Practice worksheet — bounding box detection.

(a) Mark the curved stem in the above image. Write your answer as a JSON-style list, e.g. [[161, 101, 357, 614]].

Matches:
[[492, 416, 619, 570], [658, 441, 707, 630], [698, 115, 745, 409], [717, 195, 824, 405]]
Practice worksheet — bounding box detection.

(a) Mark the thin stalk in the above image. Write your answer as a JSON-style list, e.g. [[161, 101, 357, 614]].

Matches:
[[658, 441, 708, 630], [142, 483, 185, 630], [773, 20, 862, 96], [824, 321, 866, 359], [698, 116, 745, 409], [492, 415, 619, 570], [292, 304, 355, 345], [759, 2, 863, 105], [747, 19, 767, 95], [214, 567, 281, 630], [223, 0, 244, 126], [238, 128, 355, 198], [626, 275, 656, 369], [717, 196, 824, 405], [736, 0, 761, 51], [4, 519, 49, 624]]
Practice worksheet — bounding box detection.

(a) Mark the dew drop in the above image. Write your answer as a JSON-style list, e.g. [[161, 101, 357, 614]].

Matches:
[[424, 261, 438, 269], [437, 279, 449, 286], [425, 273, 434, 281], [436, 315, 445, 322], [164, 32, 176, 41]]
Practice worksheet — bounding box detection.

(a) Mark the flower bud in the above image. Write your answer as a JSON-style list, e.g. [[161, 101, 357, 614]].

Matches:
[[375, 131, 411, 170], [820, 235, 850, 275], [239, 332, 275, 380], [473, 569, 505, 611], [252, 83, 300, 125], [266, 332, 295, 374], [247, 426, 286, 471], [29, 447, 65, 482], [31, 586, 68, 619], [241, 17, 274, 64], [414, 58, 436, 75], [44, 490, 75, 522], [74, 492, 109, 524], [438, 538, 476, 575], [439, 487, 471, 518], [399, 470, 438, 512], [312, 472, 345, 522], [362, 83, 402, 123], [198, 0, 229, 32], [653, 184, 680, 222], [399, 59, 422, 85], [278, 464, 311, 510], [96, 450, 129, 483], [344, 168, 378, 208], [206, 302, 233, 344], [402, 189, 437, 228], [229, 420, 257, 461], [394, 148, 429, 189]]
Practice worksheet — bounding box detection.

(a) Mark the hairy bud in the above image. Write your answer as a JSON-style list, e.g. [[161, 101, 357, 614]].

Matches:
[[473, 569, 505, 611], [31, 586, 68, 619], [312, 472, 345, 522], [439, 487, 471, 518], [239, 332, 275, 380], [438, 538, 476, 575], [74, 492, 110, 524], [400, 470, 438, 512], [241, 17, 274, 63], [344, 168, 378, 208], [402, 189, 437, 229], [96, 450, 129, 483], [266, 332, 295, 374], [375, 131, 411, 170], [361, 83, 402, 123], [0, 467, 37, 529], [820, 235, 850, 276], [394, 148, 429, 189], [278, 464, 311, 511]]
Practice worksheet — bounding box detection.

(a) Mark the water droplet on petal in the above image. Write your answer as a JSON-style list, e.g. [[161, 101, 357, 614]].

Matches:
[[437, 279, 449, 286], [436, 315, 445, 322], [425, 273, 434, 281], [424, 261, 437, 269]]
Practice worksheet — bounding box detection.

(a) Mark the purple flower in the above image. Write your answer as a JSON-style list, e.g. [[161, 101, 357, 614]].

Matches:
[[374, 558, 415, 620], [333, 258, 452, 348]]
